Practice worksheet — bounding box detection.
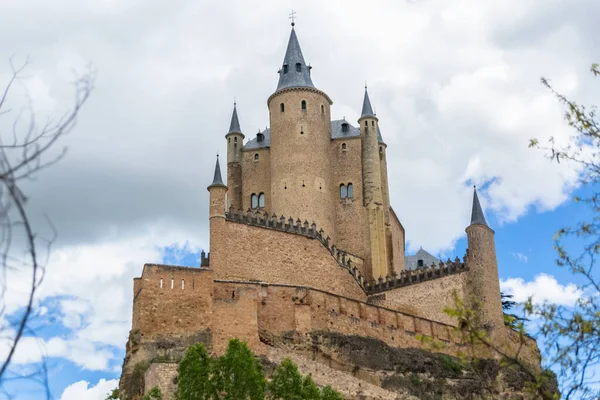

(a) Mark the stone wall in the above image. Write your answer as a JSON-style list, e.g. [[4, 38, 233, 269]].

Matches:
[[377, 272, 468, 326], [268, 88, 336, 241], [213, 219, 367, 300], [241, 147, 271, 212], [331, 136, 372, 279], [132, 264, 214, 339], [144, 363, 177, 400], [389, 207, 405, 274]]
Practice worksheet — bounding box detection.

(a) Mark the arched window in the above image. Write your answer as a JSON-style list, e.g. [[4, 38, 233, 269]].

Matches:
[[234, 137, 237, 143], [254, 153, 259, 161], [296, 63, 302, 72], [341, 143, 347, 151], [321, 104, 325, 114], [301, 100, 307, 111], [372, 121, 375, 127], [364, 121, 368, 127], [251, 194, 258, 209], [280, 103, 285, 112], [347, 183, 353, 198], [258, 193, 265, 208], [228, 138, 231, 143], [340, 184, 347, 199], [283, 64, 289, 74]]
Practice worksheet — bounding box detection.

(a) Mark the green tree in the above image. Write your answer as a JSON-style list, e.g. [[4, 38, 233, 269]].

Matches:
[[320, 386, 343, 400], [527, 63, 600, 400], [143, 386, 163, 400], [177, 343, 214, 400], [105, 388, 119, 400], [212, 339, 266, 400]]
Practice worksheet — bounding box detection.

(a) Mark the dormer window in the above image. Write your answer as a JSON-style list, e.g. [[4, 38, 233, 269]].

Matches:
[[283, 64, 289, 74], [257, 133, 264, 143], [341, 122, 349, 133], [417, 259, 424, 268], [296, 63, 302, 72]]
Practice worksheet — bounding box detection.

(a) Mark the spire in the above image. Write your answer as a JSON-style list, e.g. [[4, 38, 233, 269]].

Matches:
[[470, 186, 488, 227], [276, 25, 315, 91], [361, 86, 376, 118], [227, 102, 242, 134], [208, 155, 226, 189]]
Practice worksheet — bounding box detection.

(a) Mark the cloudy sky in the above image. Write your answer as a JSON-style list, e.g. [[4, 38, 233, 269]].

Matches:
[[0, 0, 598, 398]]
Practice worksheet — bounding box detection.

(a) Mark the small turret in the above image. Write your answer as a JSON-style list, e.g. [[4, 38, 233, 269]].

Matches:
[[208, 155, 228, 272], [465, 187, 504, 336], [225, 103, 244, 210], [358, 87, 388, 281]]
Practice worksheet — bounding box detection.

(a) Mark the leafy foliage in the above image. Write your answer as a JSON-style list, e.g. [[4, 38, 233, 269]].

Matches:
[[105, 388, 119, 400], [176, 339, 343, 400], [527, 63, 600, 400], [143, 386, 163, 400]]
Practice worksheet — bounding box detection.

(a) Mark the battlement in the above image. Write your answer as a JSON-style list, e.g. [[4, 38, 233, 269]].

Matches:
[[225, 208, 468, 295]]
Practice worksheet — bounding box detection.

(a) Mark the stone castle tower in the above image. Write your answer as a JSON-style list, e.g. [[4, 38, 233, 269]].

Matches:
[[119, 23, 541, 400], [224, 24, 400, 281]]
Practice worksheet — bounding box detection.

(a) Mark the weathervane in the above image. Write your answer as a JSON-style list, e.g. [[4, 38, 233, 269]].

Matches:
[[289, 10, 297, 26]]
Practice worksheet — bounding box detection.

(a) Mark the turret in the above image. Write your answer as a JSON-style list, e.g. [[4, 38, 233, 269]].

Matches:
[[208, 156, 228, 271], [465, 187, 504, 335], [268, 23, 336, 239], [358, 87, 388, 280], [225, 103, 244, 210]]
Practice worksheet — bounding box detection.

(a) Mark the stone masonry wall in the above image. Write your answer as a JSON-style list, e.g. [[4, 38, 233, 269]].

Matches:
[[378, 272, 468, 327], [331, 136, 372, 280], [389, 207, 405, 274], [214, 219, 367, 301], [132, 264, 214, 340], [241, 147, 271, 212]]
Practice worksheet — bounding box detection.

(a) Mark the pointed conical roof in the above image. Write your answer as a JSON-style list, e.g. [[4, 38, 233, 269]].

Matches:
[[470, 187, 488, 226], [208, 156, 227, 189], [360, 87, 376, 118], [227, 103, 242, 134], [276, 26, 315, 91]]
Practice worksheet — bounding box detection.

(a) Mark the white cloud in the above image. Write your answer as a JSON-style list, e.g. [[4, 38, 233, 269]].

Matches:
[[511, 252, 528, 263], [60, 378, 119, 400], [501, 273, 582, 306]]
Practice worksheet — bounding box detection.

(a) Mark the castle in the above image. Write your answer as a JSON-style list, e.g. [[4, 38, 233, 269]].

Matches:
[[119, 24, 541, 400]]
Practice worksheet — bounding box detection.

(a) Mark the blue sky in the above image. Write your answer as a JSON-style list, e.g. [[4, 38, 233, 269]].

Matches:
[[0, 0, 598, 398]]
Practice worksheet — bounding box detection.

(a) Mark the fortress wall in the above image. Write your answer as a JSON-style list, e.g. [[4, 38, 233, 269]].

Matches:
[[134, 264, 214, 339], [212, 281, 463, 355], [331, 137, 371, 279], [215, 220, 367, 300], [378, 272, 468, 326], [389, 208, 405, 274], [212, 282, 261, 354], [241, 148, 271, 212]]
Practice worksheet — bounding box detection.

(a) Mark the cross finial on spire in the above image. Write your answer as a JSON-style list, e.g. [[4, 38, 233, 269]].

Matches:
[[289, 10, 297, 26]]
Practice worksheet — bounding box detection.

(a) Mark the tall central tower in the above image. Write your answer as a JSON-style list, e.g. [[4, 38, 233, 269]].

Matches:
[[267, 24, 336, 239]]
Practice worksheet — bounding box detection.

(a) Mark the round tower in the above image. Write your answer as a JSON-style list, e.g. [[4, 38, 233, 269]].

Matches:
[[267, 24, 336, 239], [465, 187, 504, 336], [359, 87, 388, 281], [225, 103, 244, 211], [207, 156, 228, 272]]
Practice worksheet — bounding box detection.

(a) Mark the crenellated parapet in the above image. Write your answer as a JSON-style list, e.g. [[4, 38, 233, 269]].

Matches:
[[225, 207, 469, 295], [366, 257, 468, 294]]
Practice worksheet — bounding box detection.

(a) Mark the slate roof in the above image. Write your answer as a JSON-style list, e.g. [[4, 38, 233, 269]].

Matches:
[[405, 248, 440, 270], [276, 27, 315, 92], [361, 88, 376, 118], [243, 120, 384, 150], [208, 156, 226, 189], [470, 187, 488, 227], [228, 103, 242, 134]]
